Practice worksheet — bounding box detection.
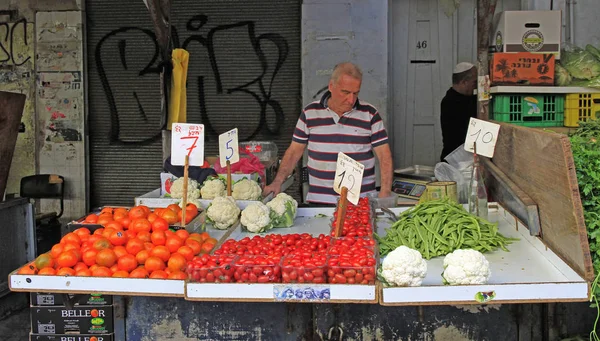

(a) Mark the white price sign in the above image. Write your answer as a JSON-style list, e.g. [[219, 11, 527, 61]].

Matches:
[[171, 123, 205, 166], [218, 128, 240, 167], [333, 152, 365, 205], [464, 118, 501, 158]]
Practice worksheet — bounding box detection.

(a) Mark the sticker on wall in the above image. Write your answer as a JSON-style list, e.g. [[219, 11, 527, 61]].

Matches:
[[522, 30, 544, 52], [477, 75, 490, 102], [474, 291, 496, 303], [273, 284, 331, 301]]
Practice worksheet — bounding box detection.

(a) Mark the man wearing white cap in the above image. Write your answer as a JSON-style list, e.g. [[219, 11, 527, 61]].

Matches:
[[440, 62, 478, 161]]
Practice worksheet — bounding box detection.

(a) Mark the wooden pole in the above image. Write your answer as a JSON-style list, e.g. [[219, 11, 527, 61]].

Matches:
[[181, 155, 189, 226], [477, 0, 498, 121], [334, 187, 349, 237], [226, 160, 232, 196]]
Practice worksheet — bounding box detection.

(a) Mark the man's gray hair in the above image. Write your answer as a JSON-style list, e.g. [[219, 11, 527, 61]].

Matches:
[[331, 62, 363, 83]]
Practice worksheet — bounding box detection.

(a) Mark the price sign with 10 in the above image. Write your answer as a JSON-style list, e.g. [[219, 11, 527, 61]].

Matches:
[[171, 123, 205, 166], [333, 152, 365, 205], [464, 118, 501, 158], [219, 128, 240, 167]]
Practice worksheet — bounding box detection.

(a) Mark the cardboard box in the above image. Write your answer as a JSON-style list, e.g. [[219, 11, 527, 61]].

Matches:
[[490, 52, 555, 85], [31, 305, 114, 334], [30, 333, 114, 341], [31, 293, 113, 306], [491, 11, 562, 58]]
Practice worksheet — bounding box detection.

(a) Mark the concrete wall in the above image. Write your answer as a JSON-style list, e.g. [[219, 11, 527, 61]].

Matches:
[[0, 0, 85, 223]]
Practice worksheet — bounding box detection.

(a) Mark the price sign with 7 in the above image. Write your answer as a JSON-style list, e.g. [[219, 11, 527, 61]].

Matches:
[[171, 123, 205, 166], [464, 118, 501, 158], [219, 128, 240, 167], [333, 152, 365, 205]]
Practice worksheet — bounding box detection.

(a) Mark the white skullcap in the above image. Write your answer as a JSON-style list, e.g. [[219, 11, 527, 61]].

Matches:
[[453, 62, 475, 74]]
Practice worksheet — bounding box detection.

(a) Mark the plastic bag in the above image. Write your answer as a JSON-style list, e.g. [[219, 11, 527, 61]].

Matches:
[[436, 144, 474, 203], [561, 43, 600, 80], [213, 148, 266, 180]]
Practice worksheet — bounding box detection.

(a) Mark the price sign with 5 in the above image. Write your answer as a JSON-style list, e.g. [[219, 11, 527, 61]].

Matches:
[[171, 123, 205, 166], [464, 118, 501, 158], [333, 152, 365, 205], [219, 128, 240, 167]]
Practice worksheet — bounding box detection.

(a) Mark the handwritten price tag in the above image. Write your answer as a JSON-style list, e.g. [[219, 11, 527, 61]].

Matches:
[[171, 123, 205, 166], [218, 128, 240, 167], [333, 152, 365, 205], [464, 118, 501, 158]]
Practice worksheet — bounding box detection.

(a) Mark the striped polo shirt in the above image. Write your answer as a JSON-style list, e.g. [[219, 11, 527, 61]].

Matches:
[[292, 91, 389, 204]]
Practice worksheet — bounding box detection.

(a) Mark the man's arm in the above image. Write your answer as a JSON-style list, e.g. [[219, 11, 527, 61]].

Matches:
[[263, 141, 306, 196], [373, 143, 393, 197]]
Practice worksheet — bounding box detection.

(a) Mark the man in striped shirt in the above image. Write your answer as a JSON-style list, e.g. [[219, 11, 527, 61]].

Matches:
[[263, 62, 393, 204]]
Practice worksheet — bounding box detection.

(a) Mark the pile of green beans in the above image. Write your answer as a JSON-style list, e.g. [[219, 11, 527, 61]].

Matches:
[[375, 199, 518, 259]]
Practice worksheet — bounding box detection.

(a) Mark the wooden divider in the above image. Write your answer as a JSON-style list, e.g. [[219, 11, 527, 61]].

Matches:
[[491, 123, 593, 281]]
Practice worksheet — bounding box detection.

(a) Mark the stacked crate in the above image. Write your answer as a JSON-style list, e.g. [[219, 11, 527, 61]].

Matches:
[[29, 293, 114, 341]]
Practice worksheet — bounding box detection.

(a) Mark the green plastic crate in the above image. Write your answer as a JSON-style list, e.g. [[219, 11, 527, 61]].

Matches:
[[492, 94, 565, 127]]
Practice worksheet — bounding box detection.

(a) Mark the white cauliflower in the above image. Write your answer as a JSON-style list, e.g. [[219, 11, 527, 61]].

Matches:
[[232, 178, 262, 201], [240, 202, 273, 233], [380, 246, 427, 287], [266, 193, 298, 228], [169, 177, 201, 202], [206, 196, 240, 230], [200, 177, 226, 199], [442, 249, 491, 285]]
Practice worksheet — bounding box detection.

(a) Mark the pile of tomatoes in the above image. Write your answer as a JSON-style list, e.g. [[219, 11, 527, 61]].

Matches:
[[17, 204, 218, 280], [330, 197, 374, 237]]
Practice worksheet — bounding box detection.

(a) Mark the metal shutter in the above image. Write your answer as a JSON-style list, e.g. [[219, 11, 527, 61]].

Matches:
[[86, 0, 301, 207]]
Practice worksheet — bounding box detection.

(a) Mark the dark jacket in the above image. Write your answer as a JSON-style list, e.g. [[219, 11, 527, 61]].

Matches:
[[440, 88, 477, 161]]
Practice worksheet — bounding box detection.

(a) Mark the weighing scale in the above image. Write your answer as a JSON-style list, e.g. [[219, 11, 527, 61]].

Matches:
[[392, 165, 436, 200]]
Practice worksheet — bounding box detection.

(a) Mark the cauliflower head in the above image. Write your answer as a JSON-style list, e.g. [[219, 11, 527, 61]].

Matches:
[[169, 177, 201, 201], [206, 196, 240, 230], [232, 178, 262, 201], [200, 177, 226, 199], [266, 193, 298, 228], [381, 246, 427, 287], [240, 202, 272, 233], [442, 249, 491, 285]]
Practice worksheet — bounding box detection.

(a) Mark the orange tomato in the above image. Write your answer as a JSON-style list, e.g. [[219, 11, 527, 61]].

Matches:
[[113, 246, 128, 258], [149, 270, 168, 279], [82, 249, 98, 267], [38, 267, 56, 276], [128, 206, 147, 220], [101, 228, 116, 239], [56, 251, 79, 268], [96, 215, 113, 226], [92, 238, 111, 251], [105, 221, 124, 231], [109, 230, 128, 246], [119, 217, 132, 230], [168, 271, 187, 280], [143, 242, 154, 251], [177, 210, 194, 225], [112, 270, 129, 278], [164, 230, 175, 238], [138, 205, 151, 216], [73, 262, 88, 272], [117, 254, 138, 272], [100, 207, 114, 215], [185, 239, 202, 255], [200, 242, 214, 255], [150, 246, 171, 262], [167, 204, 181, 213], [114, 207, 128, 216], [113, 211, 128, 221], [187, 233, 204, 244], [110, 264, 119, 273], [132, 220, 152, 234], [62, 242, 80, 253], [177, 246, 194, 261], [137, 231, 151, 243], [50, 243, 65, 259], [17, 262, 37, 275], [200, 232, 211, 241], [150, 231, 166, 246], [160, 209, 179, 225], [129, 267, 149, 278], [93, 228, 105, 236], [125, 229, 137, 240], [56, 267, 76, 276], [95, 249, 117, 268], [165, 236, 184, 253], [76, 269, 92, 277], [144, 256, 166, 272], [151, 217, 169, 232], [153, 208, 164, 217], [84, 214, 99, 223], [204, 237, 218, 245], [92, 266, 113, 277], [34, 253, 55, 270], [61, 233, 81, 246], [74, 227, 91, 239], [125, 238, 144, 255], [167, 253, 187, 272], [147, 213, 159, 224], [174, 229, 190, 241], [135, 250, 150, 265]]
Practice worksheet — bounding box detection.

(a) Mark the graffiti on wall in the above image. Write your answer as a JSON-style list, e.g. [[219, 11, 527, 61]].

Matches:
[[0, 18, 31, 66], [95, 14, 290, 145]]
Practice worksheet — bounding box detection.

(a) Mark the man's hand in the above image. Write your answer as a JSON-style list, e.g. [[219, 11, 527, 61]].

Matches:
[[378, 188, 392, 198], [373, 143, 394, 196], [262, 181, 282, 197]]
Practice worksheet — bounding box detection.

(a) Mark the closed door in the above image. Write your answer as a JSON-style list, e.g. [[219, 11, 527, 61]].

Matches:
[[391, 0, 465, 167]]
